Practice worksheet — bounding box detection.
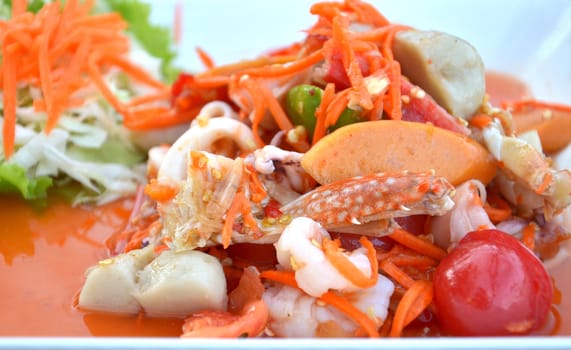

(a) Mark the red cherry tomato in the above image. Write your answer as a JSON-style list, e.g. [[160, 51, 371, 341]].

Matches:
[[433, 229, 553, 336]]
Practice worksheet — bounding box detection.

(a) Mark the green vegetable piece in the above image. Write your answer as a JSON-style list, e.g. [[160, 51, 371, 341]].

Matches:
[[285, 84, 323, 137], [0, 162, 53, 201], [332, 107, 363, 131], [285, 84, 365, 139], [102, 0, 180, 83]]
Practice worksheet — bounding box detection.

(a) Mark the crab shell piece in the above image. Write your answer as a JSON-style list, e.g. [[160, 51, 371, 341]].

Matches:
[[280, 170, 455, 231]]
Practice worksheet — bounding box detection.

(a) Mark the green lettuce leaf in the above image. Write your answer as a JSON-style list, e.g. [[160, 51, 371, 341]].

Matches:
[[102, 0, 180, 83], [0, 163, 53, 200]]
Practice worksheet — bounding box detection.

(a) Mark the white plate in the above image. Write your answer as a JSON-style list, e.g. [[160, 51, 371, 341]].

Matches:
[[3, 0, 571, 348]]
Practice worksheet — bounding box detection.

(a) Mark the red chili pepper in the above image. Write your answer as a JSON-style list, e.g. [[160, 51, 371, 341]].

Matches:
[[264, 199, 282, 218]]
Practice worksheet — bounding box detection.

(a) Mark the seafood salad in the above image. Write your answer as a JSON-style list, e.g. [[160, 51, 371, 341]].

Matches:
[[72, 0, 571, 338]]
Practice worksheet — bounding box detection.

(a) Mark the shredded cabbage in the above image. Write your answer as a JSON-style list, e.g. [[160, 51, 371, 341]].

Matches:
[[0, 0, 179, 206]]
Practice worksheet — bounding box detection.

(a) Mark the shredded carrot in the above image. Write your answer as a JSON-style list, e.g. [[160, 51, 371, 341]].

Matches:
[[379, 259, 415, 289], [144, 179, 178, 202], [389, 280, 433, 337], [240, 78, 266, 147], [195, 46, 216, 70], [388, 254, 438, 268], [345, 0, 390, 27], [331, 15, 372, 110], [260, 270, 380, 338], [12, 0, 27, 17], [221, 190, 261, 248], [522, 222, 536, 251], [469, 114, 493, 129], [0, 1, 182, 156], [484, 192, 512, 223], [241, 49, 325, 78], [312, 83, 335, 144], [246, 164, 268, 203], [221, 191, 244, 249], [318, 291, 380, 338], [549, 305, 562, 336], [383, 61, 402, 120], [502, 98, 571, 114], [124, 220, 161, 252], [535, 172, 553, 195], [389, 228, 447, 261], [324, 88, 351, 128], [257, 81, 295, 132], [2, 41, 17, 159], [322, 236, 378, 288]]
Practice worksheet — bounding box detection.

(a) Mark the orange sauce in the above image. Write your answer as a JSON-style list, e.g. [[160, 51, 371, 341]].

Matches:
[[0, 195, 182, 336]]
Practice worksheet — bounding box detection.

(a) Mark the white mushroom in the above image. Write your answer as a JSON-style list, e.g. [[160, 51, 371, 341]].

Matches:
[[393, 30, 485, 120], [134, 249, 227, 317]]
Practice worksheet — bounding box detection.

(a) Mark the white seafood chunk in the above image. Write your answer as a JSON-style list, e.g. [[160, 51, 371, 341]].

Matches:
[[134, 250, 227, 317], [393, 30, 485, 119], [78, 246, 155, 314]]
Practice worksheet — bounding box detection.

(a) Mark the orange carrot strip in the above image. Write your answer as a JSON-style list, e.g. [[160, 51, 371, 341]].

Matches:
[[195, 46, 215, 69], [469, 114, 493, 129], [246, 165, 267, 203], [319, 291, 380, 338], [389, 280, 433, 337], [535, 172, 553, 195], [383, 61, 402, 120], [503, 99, 571, 114], [127, 89, 171, 107], [12, 0, 27, 17], [550, 306, 562, 336], [309, 1, 343, 20], [192, 75, 230, 88], [241, 79, 266, 147], [522, 222, 536, 251], [379, 260, 415, 289], [346, 0, 390, 26], [221, 192, 244, 249], [389, 254, 438, 268], [324, 89, 351, 128], [2, 45, 17, 159], [389, 228, 447, 261], [242, 49, 325, 78], [260, 270, 380, 338], [257, 82, 294, 133], [322, 236, 378, 288], [198, 55, 296, 77], [313, 83, 335, 144], [86, 54, 125, 114], [101, 54, 167, 90], [144, 179, 178, 202], [484, 192, 512, 223], [331, 15, 372, 110]]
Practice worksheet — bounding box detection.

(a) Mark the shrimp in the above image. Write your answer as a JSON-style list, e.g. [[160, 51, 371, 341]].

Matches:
[[262, 278, 394, 338], [264, 216, 394, 337], [275, 217, 373, 297], [479, 117, 571, 218], [430, 180, 495, 248]]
